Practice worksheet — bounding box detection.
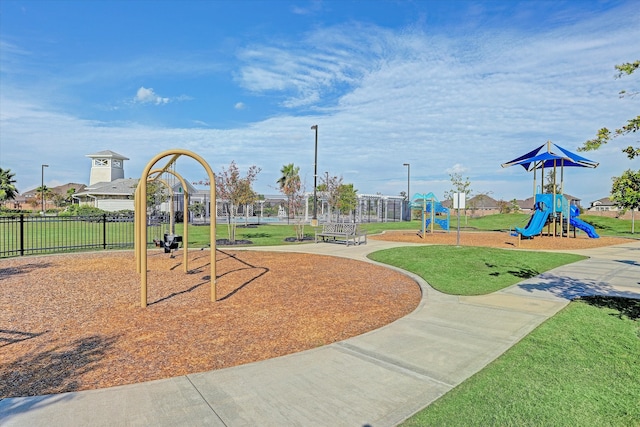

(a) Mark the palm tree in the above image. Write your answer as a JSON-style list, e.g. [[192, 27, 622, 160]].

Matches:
[[0, 167, 19, 201], [277, 163, 300, 220], [35, 185, 52, 211]]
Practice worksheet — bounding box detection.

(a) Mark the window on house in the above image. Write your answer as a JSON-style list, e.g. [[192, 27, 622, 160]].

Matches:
[[94, 159, 108, 166]]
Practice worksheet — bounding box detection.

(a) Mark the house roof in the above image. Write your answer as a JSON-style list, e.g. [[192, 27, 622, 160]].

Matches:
[[21, 183, 86, 197], [85, 150, 129, 160], [591, 197, 616, 206], [77, 178, 138, 196]]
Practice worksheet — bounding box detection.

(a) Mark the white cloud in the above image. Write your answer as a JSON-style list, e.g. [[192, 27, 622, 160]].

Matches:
[[446, 164, 469, 175], [134, 87, 169, 105], [2, 2, 638, 205], [234, 102, 245, 110]]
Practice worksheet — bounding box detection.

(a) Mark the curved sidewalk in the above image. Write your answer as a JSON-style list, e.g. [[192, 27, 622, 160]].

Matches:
[[2, 239, 639, 426]]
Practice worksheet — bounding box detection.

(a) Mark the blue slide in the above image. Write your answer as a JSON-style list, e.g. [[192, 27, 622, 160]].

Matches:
[[569, 205, 599, 238], [515, 205, 550, 237], [570, 217, 599, 238]]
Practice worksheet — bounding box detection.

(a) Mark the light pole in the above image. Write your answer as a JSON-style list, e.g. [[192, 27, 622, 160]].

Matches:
[[311, 125, 318, 226], [403, 163, 410, 220], [41, 164, 49, 215]]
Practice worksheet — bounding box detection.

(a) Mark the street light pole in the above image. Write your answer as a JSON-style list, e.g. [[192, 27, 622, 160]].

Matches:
[[311, 125, 318, 226], [403, 163, 410, 220], [41, 164, 49, 215]]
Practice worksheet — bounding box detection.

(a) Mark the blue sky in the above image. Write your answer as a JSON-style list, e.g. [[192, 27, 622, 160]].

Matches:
[[1, 0, 638, 203]]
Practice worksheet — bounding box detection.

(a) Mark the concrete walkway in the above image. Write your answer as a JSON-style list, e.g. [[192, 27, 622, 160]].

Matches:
[[2, 239, 639, 426]]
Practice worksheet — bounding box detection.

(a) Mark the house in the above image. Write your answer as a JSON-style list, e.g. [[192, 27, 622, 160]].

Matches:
[[588, 197, 618, 212], [74, 150, 137, 211], [13, 183, 86, 211], [75, 178, 138, 211]]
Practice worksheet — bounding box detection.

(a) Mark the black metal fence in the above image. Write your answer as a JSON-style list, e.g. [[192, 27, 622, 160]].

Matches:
[[0, 214, 164, 258]]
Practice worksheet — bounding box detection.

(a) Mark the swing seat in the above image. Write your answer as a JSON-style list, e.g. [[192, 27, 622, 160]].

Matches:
[[163, 233, 182, 253]]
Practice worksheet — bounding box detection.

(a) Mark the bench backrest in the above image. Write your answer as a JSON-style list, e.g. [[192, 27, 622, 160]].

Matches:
[[322, 223, 357, 234]]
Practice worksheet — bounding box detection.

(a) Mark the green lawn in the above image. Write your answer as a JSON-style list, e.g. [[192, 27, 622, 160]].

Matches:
[[368, 245, 639, 426], [368, 245, 586, 295], [401, 296, 640, 426]]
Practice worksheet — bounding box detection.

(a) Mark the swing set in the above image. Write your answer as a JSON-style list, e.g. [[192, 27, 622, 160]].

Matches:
[[135, 149, 216, 308]]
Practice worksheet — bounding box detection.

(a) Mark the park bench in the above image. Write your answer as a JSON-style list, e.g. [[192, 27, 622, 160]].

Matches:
[[315, 223, 367, 246]]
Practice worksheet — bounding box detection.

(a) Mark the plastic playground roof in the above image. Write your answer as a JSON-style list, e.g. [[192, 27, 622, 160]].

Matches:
[[411, 192, 439, 203], [501, 142, 598, 171]]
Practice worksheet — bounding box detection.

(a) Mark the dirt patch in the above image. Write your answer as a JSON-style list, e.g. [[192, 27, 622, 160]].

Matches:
[[0, 250, 420, 397], [370, 230, 635, 251]]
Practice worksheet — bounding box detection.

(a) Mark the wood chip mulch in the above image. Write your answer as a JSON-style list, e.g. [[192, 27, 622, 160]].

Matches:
[[0, 250, 420, 398], [370, 230, 635, 251]]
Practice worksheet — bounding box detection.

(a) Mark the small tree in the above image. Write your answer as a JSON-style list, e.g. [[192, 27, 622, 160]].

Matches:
[[543, 170, 561, 194], [52, 193, 67, 208], [496, 199, 512, 214], [510, 198, 520, 213], [290, 182, 308, 240], [188, 201, 206, 220], [145, 181, 169, 216], [337, 183, 358, 221], [277, 163, 300, 221], [322, 174, 342, 222], [216, 161, 261, 243], [610, 169, 640, 233], [444, 172, 473, 223]]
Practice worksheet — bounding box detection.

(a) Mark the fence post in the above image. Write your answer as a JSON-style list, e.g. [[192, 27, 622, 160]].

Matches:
[[20, 214, 25, 256], [102, 214, 107, 250]]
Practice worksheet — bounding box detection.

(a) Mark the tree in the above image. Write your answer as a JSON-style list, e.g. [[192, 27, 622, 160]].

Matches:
[[277, 163, 301, 221], [336, 183, 358, 220], [496, 199, 512, 214], [444, 172, 473, 223], [0, 168, 19, 202], [35, 185, 52, 211], [188, 201, 206, 220], [216, 161, 261, 243], [322, 174, 343, 222], [52, 193, 67, 208], [66, 187, 77, 204], [145, 181, 168, 215], [579, 60, 640, 159], [543, 170, 561, 194], [610, 169, 640, 234]]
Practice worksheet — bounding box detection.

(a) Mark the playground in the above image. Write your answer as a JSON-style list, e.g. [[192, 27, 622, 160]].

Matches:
[[0, 250, 420, 398]]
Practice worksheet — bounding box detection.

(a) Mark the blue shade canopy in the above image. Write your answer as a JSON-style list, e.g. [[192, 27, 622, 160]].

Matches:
[[502, 142, 599, 171]]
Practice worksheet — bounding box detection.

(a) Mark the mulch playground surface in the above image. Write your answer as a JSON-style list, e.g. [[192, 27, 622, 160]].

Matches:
[[1, 231, 633, 397]]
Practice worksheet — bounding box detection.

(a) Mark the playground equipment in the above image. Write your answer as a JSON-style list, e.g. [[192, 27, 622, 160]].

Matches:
[[514, 194, 599, 239], [515, 193, 564, 237], [502, 141, 599, 240], [570, 205, 599, 238], [410, 193, 450, 236], [135, 149, 216, 308]]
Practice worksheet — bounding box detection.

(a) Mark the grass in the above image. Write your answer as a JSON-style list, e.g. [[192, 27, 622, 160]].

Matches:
[[176, 223, 316, 247], [579, 214, 638, 237], [369, 245, 638, 426], [401, 296, 640, 426], [368, 245, 586, 295]]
